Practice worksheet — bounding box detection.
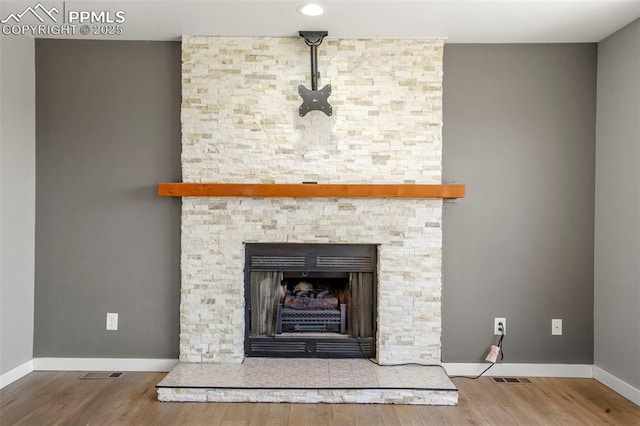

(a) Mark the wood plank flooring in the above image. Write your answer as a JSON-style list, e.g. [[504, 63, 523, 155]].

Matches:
[[1, 371, 639, 425]]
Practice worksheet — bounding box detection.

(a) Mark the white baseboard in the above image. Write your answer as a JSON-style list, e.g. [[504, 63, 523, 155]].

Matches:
[[594, 366, 640, 406], [442, 363, 594, 378], [33, 358, 178, 372], [7, 359, 639, 406], [0, 359, 34, 389]]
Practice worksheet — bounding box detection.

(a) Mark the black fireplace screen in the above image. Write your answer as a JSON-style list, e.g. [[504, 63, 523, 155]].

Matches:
[[244, 243, 377, 358]]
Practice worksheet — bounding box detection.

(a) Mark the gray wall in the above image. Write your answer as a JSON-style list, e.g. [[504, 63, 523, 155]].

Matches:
[[0, 37, 36, 375], [442, 44, 597, 363], [595, 19, 640, 389], [34, 40, 181, 358], [33, 40, 602, 365]]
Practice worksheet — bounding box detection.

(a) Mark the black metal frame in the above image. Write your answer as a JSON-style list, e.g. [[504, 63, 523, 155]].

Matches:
[[244, 243, 377, 358], [298, 31, 332, 117], [247, 336, 375, 358]]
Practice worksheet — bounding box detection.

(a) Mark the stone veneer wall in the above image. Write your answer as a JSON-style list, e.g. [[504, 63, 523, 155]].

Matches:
[[180, 36, 444, 365]]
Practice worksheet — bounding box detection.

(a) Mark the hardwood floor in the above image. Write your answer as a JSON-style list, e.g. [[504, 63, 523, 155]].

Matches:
[[1, 371, 639, 425]]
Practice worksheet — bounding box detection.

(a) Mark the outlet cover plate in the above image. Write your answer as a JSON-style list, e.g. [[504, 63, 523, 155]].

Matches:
[[552, 318, 562, 335], [494, 317, 506, 335], [106, 312, 118, 331]]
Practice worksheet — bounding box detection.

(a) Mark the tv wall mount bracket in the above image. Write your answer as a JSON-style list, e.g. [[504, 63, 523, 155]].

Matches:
[[298, 31, 332, 117]]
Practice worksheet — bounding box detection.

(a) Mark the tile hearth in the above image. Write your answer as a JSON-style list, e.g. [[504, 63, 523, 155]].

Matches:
[[157, 358, 458, 405]]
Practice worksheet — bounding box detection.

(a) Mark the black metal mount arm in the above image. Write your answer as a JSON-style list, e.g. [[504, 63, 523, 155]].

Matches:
[[298, 31, 332, 117]]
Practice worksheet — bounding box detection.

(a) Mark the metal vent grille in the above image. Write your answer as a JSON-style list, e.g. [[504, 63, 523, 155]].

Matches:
[[251, 256, 306, 269], [246, 337, 375, 358], [316, 256, 373, 270], [493, 377, 532, 384], [316, 340, 374, 357], [249, 340, 307, 355], [80, 372, 123, 379]]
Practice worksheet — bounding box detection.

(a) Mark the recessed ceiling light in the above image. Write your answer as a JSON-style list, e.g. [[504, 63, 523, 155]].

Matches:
[[298, 4, 324, 17]]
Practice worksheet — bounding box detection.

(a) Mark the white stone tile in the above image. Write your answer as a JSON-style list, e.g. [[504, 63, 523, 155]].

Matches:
[[180, 36, 444, 365]]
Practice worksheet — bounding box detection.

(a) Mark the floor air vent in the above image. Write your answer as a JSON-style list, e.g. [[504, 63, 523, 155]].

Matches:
[[493, 377, 532, 384], [80, 372, 124, 379]]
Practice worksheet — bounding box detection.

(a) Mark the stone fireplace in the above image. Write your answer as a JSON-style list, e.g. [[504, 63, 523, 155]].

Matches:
[[179, 36, 444, 366]]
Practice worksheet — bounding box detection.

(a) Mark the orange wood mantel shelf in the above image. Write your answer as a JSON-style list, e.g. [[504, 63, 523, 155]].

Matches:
[[157, 183, 465, 199]]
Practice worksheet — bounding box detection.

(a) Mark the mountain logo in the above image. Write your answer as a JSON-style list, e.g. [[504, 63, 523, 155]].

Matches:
[[1, 3, 59, 24]]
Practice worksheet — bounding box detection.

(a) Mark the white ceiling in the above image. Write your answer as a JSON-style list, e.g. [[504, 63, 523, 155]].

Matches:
[[4, 0, 640, 42]]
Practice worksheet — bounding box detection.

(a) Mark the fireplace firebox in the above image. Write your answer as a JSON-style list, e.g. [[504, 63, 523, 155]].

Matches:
[[245, 243, 377, 358]]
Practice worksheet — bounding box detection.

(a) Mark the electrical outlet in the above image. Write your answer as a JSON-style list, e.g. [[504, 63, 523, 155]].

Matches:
[[106, 313, 118, 331], [494, 317, 506, 335], [552, 318, 562, 335]]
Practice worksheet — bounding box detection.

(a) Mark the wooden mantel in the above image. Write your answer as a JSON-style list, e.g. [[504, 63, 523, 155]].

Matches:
[[157, 183, 465, 199]]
